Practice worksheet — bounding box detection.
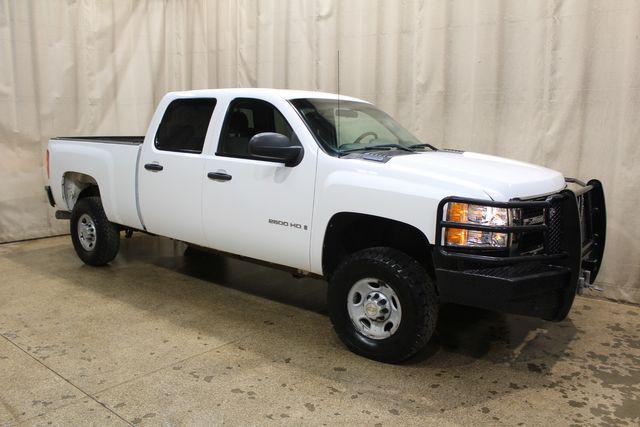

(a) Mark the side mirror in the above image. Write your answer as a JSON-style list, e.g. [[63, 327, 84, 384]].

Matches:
[[248, 132, 303, 167]]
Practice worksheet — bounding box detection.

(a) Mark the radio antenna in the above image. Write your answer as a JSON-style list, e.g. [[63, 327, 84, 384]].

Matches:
[[337, 49, 341, 148]]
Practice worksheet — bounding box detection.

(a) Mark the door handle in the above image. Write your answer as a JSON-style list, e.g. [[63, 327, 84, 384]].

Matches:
[[144, 163, 164, 172], [207, 172, 232, 181]]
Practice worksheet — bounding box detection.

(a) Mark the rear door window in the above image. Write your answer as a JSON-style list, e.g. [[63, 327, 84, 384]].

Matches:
[[155, 98, 217, 153]]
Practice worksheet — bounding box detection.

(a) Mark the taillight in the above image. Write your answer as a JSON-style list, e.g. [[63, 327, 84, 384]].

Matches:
[[46, 149, 50, 179]]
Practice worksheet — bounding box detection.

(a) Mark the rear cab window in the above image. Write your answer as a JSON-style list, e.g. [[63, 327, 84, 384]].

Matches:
[[155, 98, 217, 154]]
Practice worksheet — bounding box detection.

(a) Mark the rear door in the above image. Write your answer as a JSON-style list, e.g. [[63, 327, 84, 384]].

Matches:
[[138, 98, 216, 246], [201, 97, 316, 270]]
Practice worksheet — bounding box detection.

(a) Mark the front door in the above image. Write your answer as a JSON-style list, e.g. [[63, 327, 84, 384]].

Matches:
[[201, 98, 316, 271], [138, 98, 217, 246]]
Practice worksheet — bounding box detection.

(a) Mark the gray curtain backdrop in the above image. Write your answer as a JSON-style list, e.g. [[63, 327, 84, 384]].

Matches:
[[0, 0, 638, 303]]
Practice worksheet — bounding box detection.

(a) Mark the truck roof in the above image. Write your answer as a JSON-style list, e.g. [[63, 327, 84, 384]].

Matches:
[[165, 88, 367, 103]]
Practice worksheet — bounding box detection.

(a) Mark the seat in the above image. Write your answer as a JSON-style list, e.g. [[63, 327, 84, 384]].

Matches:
[[222, 111, 251, 156]]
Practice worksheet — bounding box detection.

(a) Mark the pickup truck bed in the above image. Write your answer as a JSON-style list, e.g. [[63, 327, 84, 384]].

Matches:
[[48, 136, 144, 230]]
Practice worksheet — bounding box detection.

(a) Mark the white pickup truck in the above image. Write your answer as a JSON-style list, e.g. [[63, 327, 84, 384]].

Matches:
[[45, 88, 606, 362]]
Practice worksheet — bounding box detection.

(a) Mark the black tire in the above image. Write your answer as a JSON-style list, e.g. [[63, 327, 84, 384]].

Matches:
[[328, 247, 438, 363], [70, 196, 120, 266]]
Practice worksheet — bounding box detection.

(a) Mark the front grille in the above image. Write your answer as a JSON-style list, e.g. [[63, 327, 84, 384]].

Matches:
[[517, 205, 545, 254], [518, 230, 545, 254], [514, 196, 563, 255], [521, 205, 544, 222]]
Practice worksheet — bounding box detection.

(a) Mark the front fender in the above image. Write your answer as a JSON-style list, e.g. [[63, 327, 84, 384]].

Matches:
[[309, 163, 488, 274]]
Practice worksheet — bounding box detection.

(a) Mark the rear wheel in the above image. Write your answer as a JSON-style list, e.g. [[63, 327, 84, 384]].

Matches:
[[328, 247, 438, 363], [70, 196, 120, 266]]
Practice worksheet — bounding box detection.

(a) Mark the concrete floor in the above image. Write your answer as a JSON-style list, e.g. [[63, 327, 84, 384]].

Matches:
[[0, 235, 638, 426]]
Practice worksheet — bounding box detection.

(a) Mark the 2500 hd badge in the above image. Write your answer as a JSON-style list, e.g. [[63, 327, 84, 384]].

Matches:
[[268, 218, 308, 230]]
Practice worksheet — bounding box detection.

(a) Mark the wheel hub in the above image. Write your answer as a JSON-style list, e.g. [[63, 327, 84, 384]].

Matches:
[[347, 278, 402, 340], [77, 213, 97, 251], [363, 292, 390, 321]]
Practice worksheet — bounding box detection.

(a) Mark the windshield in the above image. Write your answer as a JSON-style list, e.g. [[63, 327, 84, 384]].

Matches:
[[290, 98, 435, 155]]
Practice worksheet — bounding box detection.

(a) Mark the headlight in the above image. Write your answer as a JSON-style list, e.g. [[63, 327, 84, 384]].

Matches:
[[444, 202, 510, 248]]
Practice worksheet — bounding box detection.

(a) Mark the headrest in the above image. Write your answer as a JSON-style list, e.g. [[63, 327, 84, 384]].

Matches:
[[228, 110, 249, 133]]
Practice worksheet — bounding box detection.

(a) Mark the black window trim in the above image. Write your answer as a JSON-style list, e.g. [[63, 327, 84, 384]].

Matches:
[[154, 97, 217, 154], [215, 97, 302, 163]]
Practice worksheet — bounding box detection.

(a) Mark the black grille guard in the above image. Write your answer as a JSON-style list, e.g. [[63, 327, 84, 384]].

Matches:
[[434, 178, 606, 321]]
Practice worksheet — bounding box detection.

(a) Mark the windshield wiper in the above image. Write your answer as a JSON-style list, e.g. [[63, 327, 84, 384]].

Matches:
[[408, 143, 438, 151], [339, 143, 415, 155]]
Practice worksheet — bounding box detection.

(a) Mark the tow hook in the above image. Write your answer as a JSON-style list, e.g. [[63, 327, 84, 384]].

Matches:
[[577, 269, 603, 294]]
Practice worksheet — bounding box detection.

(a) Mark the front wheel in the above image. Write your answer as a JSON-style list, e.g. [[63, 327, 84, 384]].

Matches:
[[70, 196, 120, 266], [328, 247, 438, 363]]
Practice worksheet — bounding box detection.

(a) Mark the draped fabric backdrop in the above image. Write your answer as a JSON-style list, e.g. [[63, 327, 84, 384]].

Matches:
[[1, 0, 639, 303]]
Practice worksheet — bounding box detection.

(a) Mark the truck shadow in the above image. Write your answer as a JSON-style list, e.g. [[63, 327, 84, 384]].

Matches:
[[147, 239, 578, 369], [412, 303, 578, 368], [154, 244, 330, 315]]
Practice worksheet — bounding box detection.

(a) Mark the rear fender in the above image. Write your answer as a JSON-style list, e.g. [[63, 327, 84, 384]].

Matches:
[[62, 172, 99, 211]]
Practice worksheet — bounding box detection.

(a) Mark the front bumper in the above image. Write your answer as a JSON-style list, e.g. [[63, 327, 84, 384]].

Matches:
[[434, 178, 606, 321]]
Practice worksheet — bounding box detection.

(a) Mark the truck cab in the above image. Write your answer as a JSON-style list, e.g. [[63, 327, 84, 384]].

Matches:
[[45, 88, 606, 362]]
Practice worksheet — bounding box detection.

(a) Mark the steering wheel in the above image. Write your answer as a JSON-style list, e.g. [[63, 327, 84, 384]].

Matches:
[[353, 131, 378, 144]]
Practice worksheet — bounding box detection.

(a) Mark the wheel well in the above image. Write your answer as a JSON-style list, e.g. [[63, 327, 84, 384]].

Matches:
[[322, 212, 434, 279], [62, 172, 100, 211]]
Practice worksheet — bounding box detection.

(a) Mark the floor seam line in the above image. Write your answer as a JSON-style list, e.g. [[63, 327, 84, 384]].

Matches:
[[0, 334, 134, 426]]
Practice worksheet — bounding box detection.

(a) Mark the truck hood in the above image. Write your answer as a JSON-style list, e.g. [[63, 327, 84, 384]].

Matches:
[[387, 151, 566, 201]]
